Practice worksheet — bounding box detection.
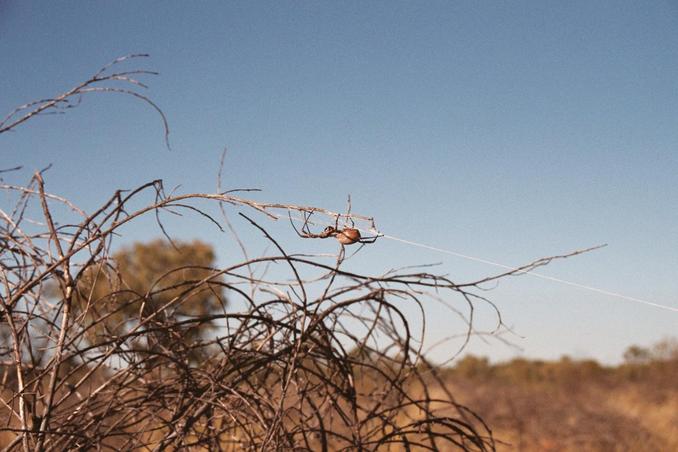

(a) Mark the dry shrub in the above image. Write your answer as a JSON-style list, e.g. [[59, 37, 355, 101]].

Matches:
[[0, 55, 592, 451]]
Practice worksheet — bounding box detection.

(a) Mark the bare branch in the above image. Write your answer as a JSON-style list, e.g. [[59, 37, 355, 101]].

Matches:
[[0, 55, 597, 451]]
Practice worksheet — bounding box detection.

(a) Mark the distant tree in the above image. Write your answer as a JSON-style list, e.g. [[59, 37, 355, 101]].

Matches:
[[73, 239, 226, 363], [651, 338, 678, 361], [623, 345, 652, 365]]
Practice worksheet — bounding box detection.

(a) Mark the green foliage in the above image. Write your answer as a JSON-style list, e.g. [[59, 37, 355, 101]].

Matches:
[[73, 239, 226, 359]]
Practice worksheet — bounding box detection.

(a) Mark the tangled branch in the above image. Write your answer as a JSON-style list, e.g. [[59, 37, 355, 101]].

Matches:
[[0, 56, 593, 451]]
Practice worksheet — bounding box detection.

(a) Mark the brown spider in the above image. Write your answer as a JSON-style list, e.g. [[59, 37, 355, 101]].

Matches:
[[290, 212, 381, 245]]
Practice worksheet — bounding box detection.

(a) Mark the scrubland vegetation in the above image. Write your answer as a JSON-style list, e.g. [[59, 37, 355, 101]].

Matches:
[[1, 56, 673, 451], [436, 339, 678, 451]]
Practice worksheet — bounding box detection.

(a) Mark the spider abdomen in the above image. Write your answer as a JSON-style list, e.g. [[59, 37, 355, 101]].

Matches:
[[336, 228, 361, 245]]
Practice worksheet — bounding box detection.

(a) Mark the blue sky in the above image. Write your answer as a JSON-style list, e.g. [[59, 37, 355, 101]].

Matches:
[[2, 1, 677, 363]]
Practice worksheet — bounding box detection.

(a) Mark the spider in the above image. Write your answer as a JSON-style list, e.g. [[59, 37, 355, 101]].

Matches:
[[290, 211, 381, 245]]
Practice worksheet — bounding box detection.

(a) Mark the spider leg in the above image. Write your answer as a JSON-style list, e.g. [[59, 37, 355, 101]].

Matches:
[[346, 243, 366, 258], [344, 195, 355, 228], [301, 211, 311, 235], [358, 234, 381, 244], [303, 210, 323, 237], [289, 210, 326, 239], [288, 211, 308, 238]]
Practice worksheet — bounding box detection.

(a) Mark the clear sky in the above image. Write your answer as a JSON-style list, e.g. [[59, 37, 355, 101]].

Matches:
[[2, 1, 677, 364]]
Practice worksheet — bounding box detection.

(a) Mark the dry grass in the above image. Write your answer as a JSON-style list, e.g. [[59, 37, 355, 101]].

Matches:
[[419, 353, 678, 451]]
